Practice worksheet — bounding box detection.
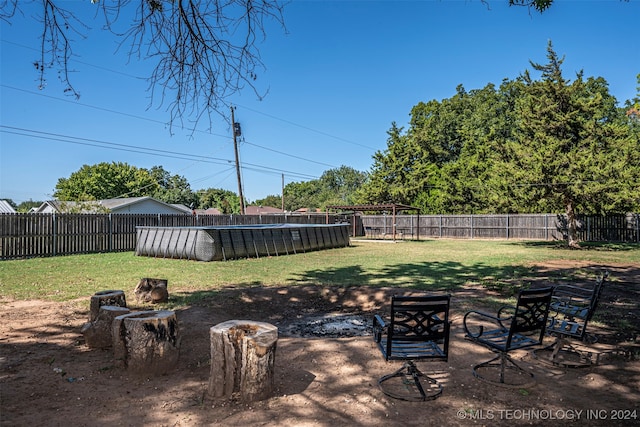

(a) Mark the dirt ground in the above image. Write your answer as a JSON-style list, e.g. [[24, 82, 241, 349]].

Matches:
[[1, 261, 639, 426]]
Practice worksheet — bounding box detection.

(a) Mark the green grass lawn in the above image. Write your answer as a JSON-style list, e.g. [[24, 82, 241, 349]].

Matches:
[[1, 239, 638, 302]]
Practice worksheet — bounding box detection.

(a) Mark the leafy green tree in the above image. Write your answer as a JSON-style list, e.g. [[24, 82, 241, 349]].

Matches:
[[282, 166, 367, 211], [149, 166, 197, 207], [358, 91, 472, 213], [410, 87, 469, 167], [356, 123, 436, 208], [507, 42, 640, 246], [283, 180, 322, 212], [197, 188, 241, 214], [318, 166, 369, 206], [436, 79, 526, 214], [624, 74, 640, 124], [53, 162, 160, 201], [408, 86, 472, 213]]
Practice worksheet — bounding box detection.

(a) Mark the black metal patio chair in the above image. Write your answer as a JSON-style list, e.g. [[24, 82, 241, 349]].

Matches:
[[373, 294, 451, 401], [463, 286, 554, 388], [533, 271, 609, 367]]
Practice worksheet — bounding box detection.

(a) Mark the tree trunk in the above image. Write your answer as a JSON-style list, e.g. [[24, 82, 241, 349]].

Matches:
[[112, 310, 180, 376], [208, 320, 278, 402], [565, 199, 581, 248]]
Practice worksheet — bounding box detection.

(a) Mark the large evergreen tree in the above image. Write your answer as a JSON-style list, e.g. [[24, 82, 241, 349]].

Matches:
[[508, 41, 639, 246], [358, 41, 639, 233]]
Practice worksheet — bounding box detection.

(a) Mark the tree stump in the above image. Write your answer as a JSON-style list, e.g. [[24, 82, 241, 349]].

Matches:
[[89, 290, 127, 322], [81, 305, 131, 348], [112, 310, 180, 376], [134, 278, 169, 304], [208, 320, 278, 402]]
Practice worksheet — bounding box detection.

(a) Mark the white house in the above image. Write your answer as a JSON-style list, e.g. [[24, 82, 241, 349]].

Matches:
[[34, 197, 192, 215]]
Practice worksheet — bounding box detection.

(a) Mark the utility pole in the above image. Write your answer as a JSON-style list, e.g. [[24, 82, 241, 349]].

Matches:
[[231, 106, 245, 215], [281, 173, 284, 212]]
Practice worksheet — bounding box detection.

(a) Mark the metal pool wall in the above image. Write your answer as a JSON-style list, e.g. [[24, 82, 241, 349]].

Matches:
[[135, 224, 351, 261]]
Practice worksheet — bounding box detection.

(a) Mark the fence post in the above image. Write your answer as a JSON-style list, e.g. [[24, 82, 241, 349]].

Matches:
[[506, 214, 509, 240], [411, 214, 414, 240], [545, 214, 549, 241], [109, 213, 113, 253], [52, 213, 57, 257]]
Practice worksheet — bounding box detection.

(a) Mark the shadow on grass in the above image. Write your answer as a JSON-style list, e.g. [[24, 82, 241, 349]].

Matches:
[[290, 260, 540, 296], [514, 241, 640, 251]]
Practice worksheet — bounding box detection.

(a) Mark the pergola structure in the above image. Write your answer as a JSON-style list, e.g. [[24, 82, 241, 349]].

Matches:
[[326, 204, 421, 241]]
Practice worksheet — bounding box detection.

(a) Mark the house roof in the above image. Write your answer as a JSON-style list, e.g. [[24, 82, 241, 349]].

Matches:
[[35, 200, 100, 213], [244, 205, 284, 215], [169, 203, 193, 214], [36, 197, 190, 214], [0, 200, 16, 213], [194, 207, 222, 215]]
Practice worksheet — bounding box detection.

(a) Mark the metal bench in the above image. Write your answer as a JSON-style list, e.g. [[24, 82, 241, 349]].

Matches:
[[373, 294, 451, 401], [533, 271, 609, 367]]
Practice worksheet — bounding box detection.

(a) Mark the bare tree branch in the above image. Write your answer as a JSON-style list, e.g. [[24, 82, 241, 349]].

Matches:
[[3, 0, 286, 132]]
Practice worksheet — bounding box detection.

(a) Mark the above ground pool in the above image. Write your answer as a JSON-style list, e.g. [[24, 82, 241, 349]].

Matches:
[[135, 223, 350, 261]]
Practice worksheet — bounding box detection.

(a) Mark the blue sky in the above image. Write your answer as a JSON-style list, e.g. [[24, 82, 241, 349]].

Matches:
[[1, 0, 638, 205]]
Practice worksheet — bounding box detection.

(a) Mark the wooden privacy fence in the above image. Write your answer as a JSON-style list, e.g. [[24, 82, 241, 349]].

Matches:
[[1, 212, 638, 260], [360, 213, 640, 242], [0, 213, 333, 260]]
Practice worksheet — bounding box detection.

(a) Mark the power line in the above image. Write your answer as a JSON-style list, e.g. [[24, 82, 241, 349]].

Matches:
[[242, 140, 337, 168], [3, 39, 377, 153], [1, 84, 347, 170], [1, 84, 230, 139], [235, 102, 379, 151], [0, 125, 321, 181]]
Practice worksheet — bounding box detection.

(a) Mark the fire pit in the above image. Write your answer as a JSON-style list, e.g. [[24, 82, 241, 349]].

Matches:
[[278, 313, 373, 338]]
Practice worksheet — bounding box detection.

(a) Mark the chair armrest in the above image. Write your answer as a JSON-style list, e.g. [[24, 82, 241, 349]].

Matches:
[[487, 304, 520, 329], [463, 310, 502, 339]]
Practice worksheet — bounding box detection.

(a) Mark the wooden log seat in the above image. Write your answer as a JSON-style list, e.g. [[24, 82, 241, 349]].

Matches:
[[208, 320, 278, 402], [133, 278, 169, 304], [89, 290, 127, 322], [81, 305, 131, 348], [112, 310, 180, 375]]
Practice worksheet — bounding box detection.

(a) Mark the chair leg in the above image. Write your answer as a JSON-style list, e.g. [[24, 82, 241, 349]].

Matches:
[[378, 361, 443, 401], [472, 352, 536, 388], [532, 336, 594, 368]]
